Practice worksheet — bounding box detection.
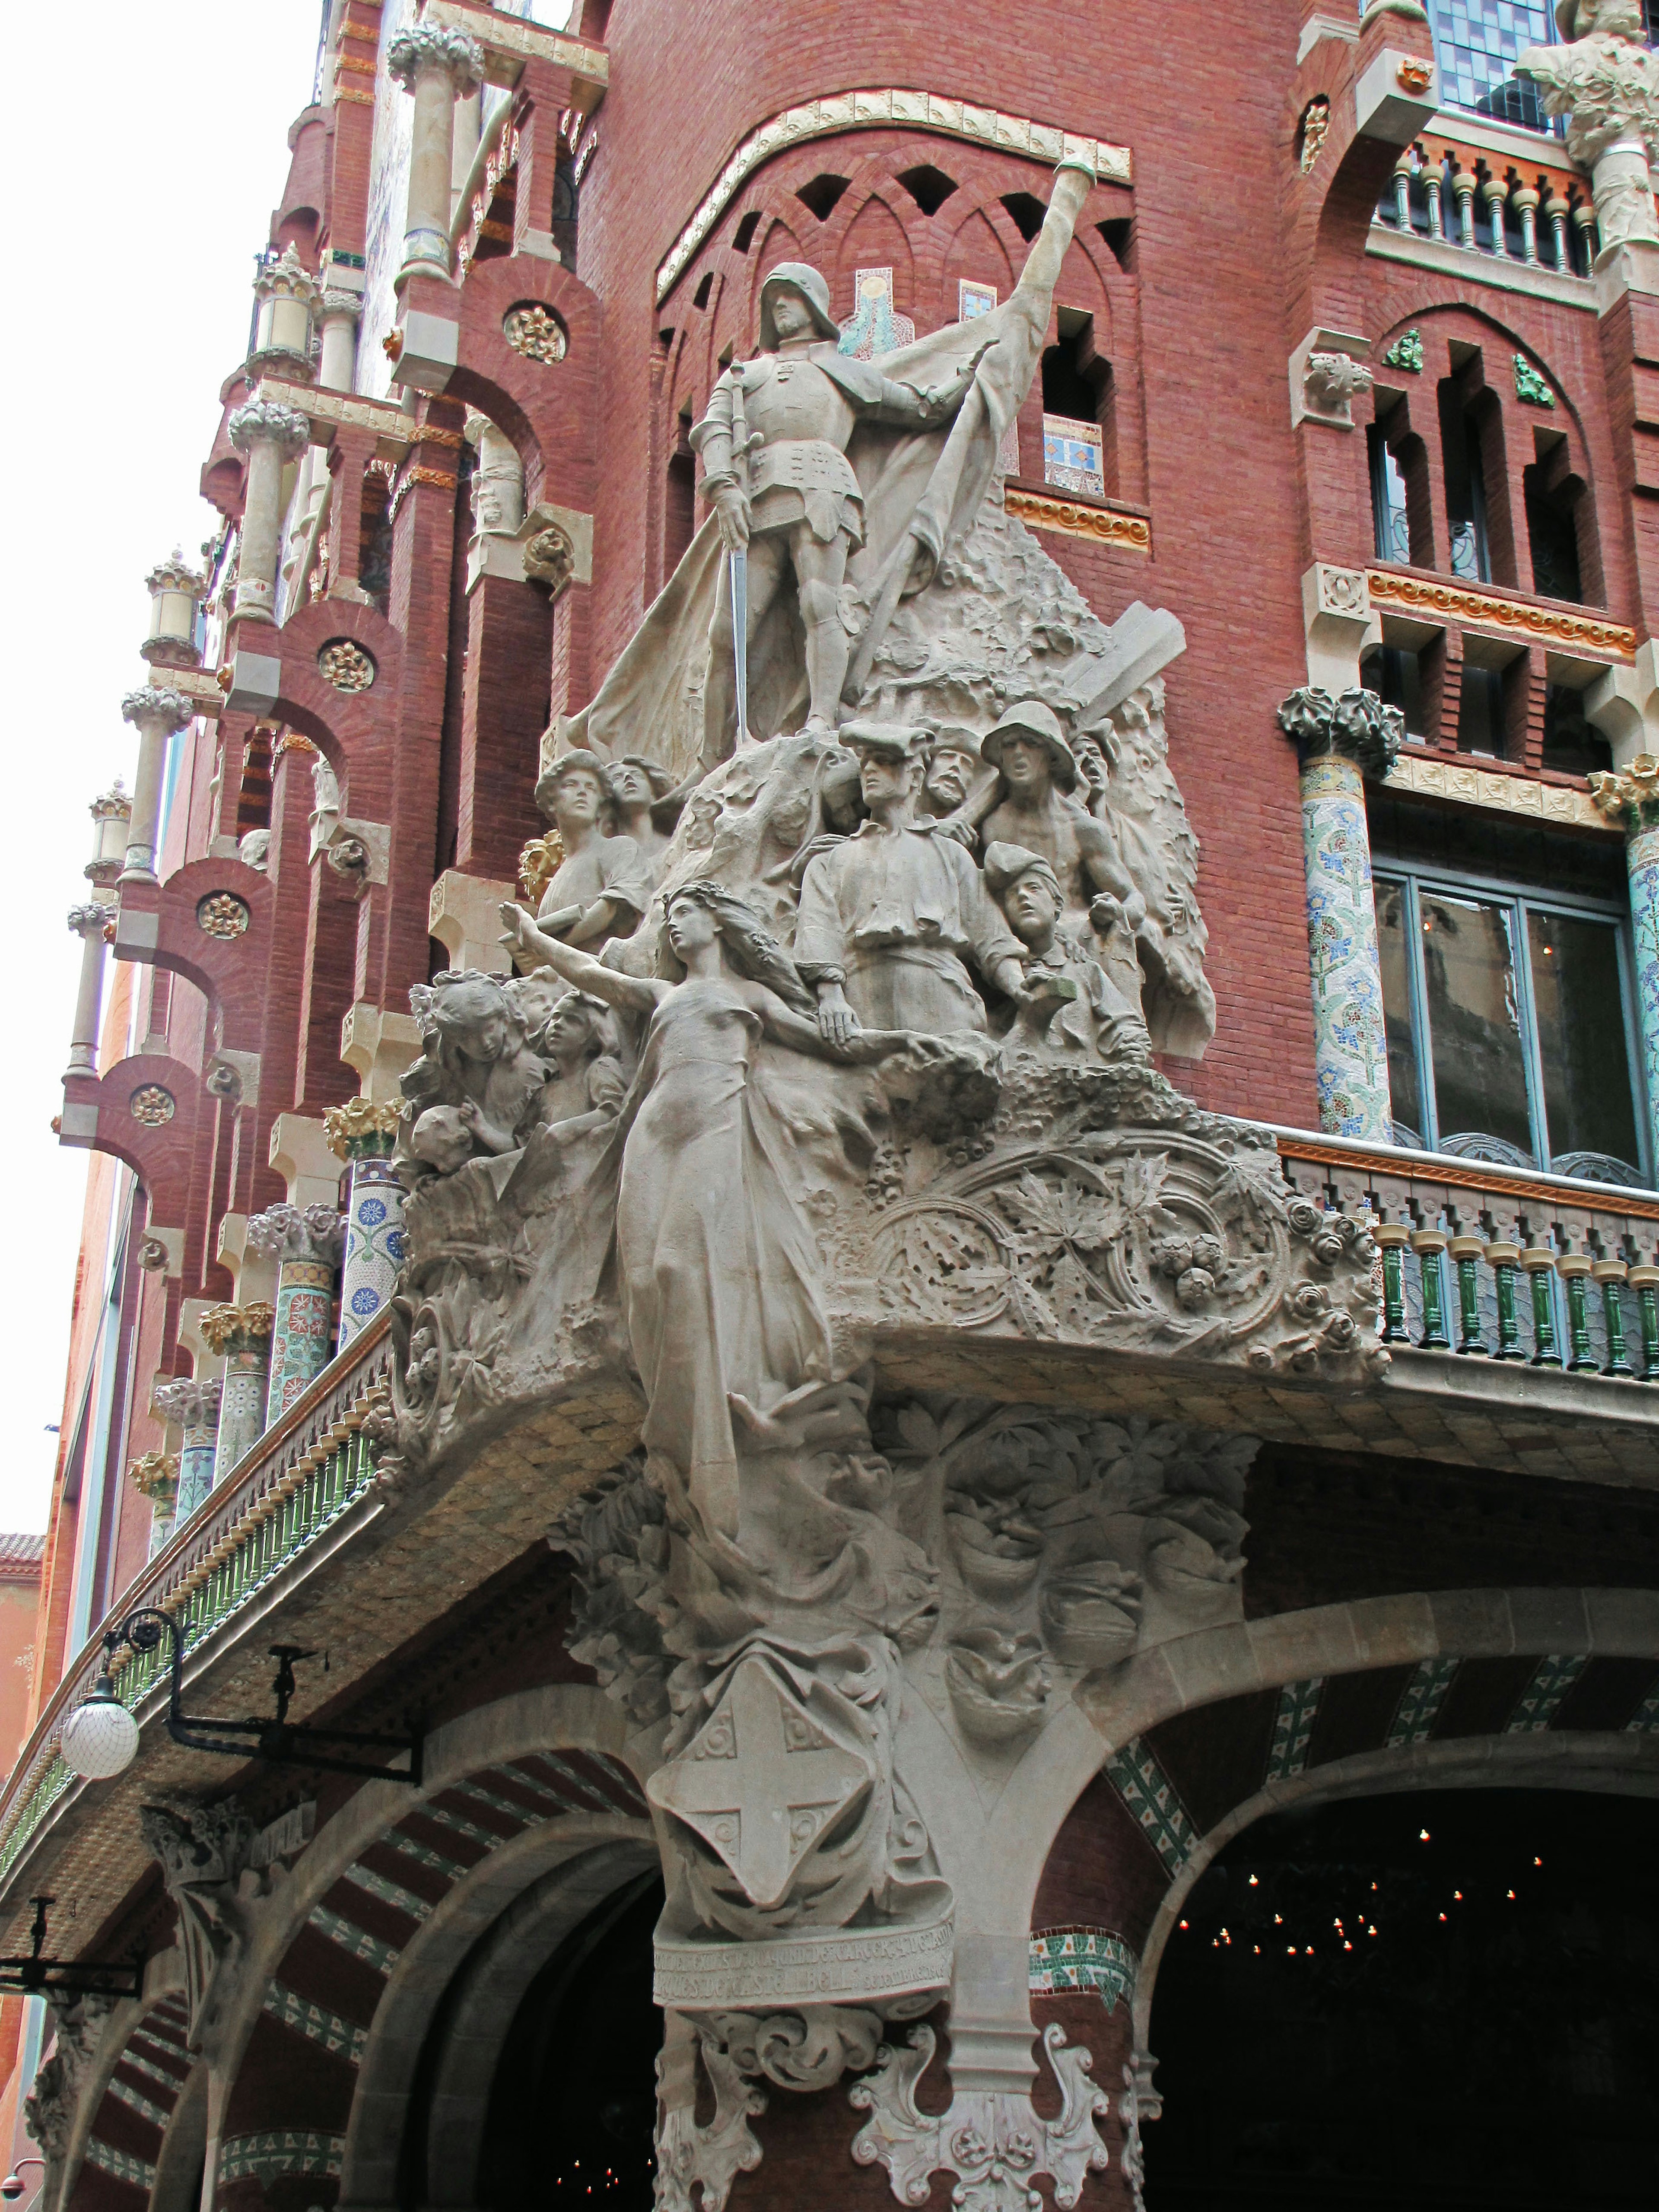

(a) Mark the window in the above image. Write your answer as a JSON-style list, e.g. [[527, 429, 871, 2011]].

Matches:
[[1369, 425, 1411, 564], [1375, 860, 1646, 1181], [1541, 683, 1611, 778], [1361, 642, 1427, 740], [1439, 378, 1493, 581], [1428, 0, 1558, 130], [1041, 310, 1113, 498], [1455, 661, 1506, 754]]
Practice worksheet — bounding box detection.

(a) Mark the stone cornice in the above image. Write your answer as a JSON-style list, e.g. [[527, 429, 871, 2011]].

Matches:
[[1367, 567, 1637, 657], [655, 88, 1131, 303]]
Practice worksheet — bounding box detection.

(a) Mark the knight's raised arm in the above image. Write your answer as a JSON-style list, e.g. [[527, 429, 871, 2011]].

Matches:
[[1007, 156, 1096, 327]]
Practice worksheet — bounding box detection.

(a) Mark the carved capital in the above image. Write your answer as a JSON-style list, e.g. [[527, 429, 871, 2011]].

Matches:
[[228, 398, 311, 457], [121, 684, 194, 736], [386, 23, 484, 94], [25, 1993, 115, 2167], [1590, 753, 1659, 830], [1278, 684, 1403, 779], [199, 1301, 276, 1354], [153, 1376, 222, 1429], [324, 1096, 403, 1160], [67, 902, 110, 940], [128, 1450, 180, 1501], [141, 1802, 260, 2055], [318, 287, 363, 323], [245, 1201, 346, 1268]]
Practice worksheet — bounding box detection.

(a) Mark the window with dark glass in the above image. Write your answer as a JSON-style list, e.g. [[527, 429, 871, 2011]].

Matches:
[[1373, 858, 1646, 1182], [1439, 378, 1492, 582], [1541, 684, 1611, 778], [1368, 424, 1411, 565], [1361, 642, 1427, 740]]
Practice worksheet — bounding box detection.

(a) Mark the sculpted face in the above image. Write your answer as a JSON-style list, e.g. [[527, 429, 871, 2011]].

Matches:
[[769, 289, 814, 342], [858, 752, 915, 807], [998, 735, 1052, 795], [544, 998, 599, 1063], [665, 895, 718, 957], [925, 744, 976, 812], [1005, 871, 1062, 946], [607, 763, 652, 811], [553, 766, 605, 826]]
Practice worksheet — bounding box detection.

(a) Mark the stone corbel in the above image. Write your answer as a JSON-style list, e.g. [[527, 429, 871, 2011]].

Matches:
[[1290, 328, 1375, 430], [140, 1803, 265, 2059], [467, 499, 594, 592], [1302, 563, 1380, 689], [1354, 43, 1440, 143], [1586, 639, 1659, 766], [206, 1048, 261, 1108], [269, 1112, 346, 1209], [429, 869, 515, 973], [340, 1001, 426, 1103]]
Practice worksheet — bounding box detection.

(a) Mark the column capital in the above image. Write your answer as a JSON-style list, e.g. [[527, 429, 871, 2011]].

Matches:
[[153, 1375, 222, 1427], [387, 22, 485, 95], [128, 1451, 179, 1501], [1590, 753, 1659, 830], [319, 287, 364, 323], [121, 683, 194, 736], [143, 547, 205, 598], [1278, 685, 1404, 778], [245, 1201, 346, 1268], [67, 902, 110, 941], [325, 1096, 404, 1160], [228, 397, 311, 457], [200, 1301, 276, 1354]]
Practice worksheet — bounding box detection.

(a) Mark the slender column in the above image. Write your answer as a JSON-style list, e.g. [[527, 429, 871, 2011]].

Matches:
[[1519, 24, 1659, 258], [325, 1100, 407, 1347], [227, 399, 310, 623], [129, 1453, 180, 1559], [1481, 175, 1512, 256], [1277, 687, 1404, 1141], [64, 905, 111, 1079], [1573, 201, 1600, 270], [1513, 184, 1541, 265], [153, 1377, 222, 1522], [1424, 163, 1445, 241], [1486, 1240, 1526, 1360], [1545, 191, 1573, 271], [141, 549, 205, 670], [200, 1303, 275, 1484], [1392, 151, 1414, 232], [1411, 1227, 1452, 1349], [387, 26, 485, 284], [248, 244, 319, 383], [1595, 1257, 1635, 1376], [1589, 766, 1659, 1174], [1522, 1246, 1563, 1366], [1629, 1262, 1659, 1379], [247, 1204, 345, 1424], [118, 686, 193, 884], [1373, 1221, 1411, 1342], [318, 289, 362, 393], [1451, 168, 1479, 249], [1557, 1252, 1599, 1372], [1449, 1234, 1489, 1354]]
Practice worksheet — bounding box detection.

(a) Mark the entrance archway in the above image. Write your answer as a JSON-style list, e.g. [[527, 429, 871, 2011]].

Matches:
[[1144, 1788, 1659, 2208]]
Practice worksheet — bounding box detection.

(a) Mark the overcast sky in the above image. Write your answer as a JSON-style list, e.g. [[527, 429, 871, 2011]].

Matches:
[[0, 4, 327, 1531]]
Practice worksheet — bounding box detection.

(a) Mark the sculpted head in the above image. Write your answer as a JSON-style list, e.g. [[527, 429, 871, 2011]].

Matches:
[[756, 262, 839, 350], [984, 699, 1077, 801], [542, 991, 610, 1069], [983, 843, 1064, 952], [661, 879, 816, 1010], [410, 1105, 476, 1174], [842, 720, 928, 812], [431, 972, 524, 1063], [604, 755, 671, 817], [536, 750, 611, 833], [924, 726, 982, 815]]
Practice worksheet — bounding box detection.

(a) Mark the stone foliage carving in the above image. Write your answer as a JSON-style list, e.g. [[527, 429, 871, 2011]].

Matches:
[[503, 303, 568, 363], [850, 2021, 1109, 2211], [245, 1202, 346, 1268], [1278, 686, 1404, 780], [197, 893, 251, 939], [154, 1377, 222, 1427], [227, 399, 310, 458], [130, 1085, 176, 1126], [25, 1993, 114, 2167], [318, 639, 376, 693], [121, 685, 194, 737], [141, 1801, 261, 2056], [386, 22, 484, 94], [1302, 352, 1375, 426]]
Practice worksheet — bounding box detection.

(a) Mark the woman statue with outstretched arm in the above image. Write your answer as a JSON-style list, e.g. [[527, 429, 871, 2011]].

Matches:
[[499, 882, 911, 1540]]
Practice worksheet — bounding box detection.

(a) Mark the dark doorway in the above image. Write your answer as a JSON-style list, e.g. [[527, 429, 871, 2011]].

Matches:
[[1145, 1787, 1659, 2208], [480, 1872, 664, 2211]]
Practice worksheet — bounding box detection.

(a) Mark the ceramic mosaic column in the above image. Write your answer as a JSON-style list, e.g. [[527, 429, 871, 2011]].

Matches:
[[1589, 761, 1659, 1170], [153, 1376, 222, 1523], [247, 1203, 347, 1425], [1278, 687, 1404, 1141], [128, 1453, 179, 1558], [325, 1100, 408, 1348], [200, 1303, 276, 1485]]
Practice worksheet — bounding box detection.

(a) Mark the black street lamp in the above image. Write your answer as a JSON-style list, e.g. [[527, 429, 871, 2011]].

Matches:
[[0, 1900, 141, 2001]]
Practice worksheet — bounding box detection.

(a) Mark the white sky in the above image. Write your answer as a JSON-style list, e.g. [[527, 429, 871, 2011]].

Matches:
[[0, 3, 327, 1532]]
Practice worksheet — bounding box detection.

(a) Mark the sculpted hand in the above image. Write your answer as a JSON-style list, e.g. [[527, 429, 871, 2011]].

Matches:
[[817, 982, 861, 1048], [714, 486, 750, 552]]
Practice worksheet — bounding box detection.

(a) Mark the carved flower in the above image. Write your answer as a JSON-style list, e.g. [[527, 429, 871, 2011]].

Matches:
[[318, 639, 375, 693], [503, 302, 568, 364], [129, 1085, 175, 1126], [197, 892, 251, 940], [1277, 687, 1334, 747]]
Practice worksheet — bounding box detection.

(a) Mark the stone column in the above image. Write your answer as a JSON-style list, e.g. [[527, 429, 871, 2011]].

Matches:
[[248, 244, 319, 383], [1519, 16, 1659, 260], [63, 904, 111, 1080], [153, 1377, 222, 1522], [317, 288, 362, 393], [1590, 759, 1659, 1170], [1277, 687, 1405, 1141], [227, 398, 311, 624], [129, 1452, 180, 1558], [386, 25, 484, 284], [118, 686, 193, 884], [245, 1203, 346, 1424], [324, 1100, 407, 1347], [140, 550, 205, 671], [200, 1303, 275, 1485]]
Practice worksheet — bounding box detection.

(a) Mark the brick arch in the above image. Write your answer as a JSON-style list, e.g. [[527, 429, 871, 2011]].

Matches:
[[64, 1992, 193, 2212], [448, 255, 599, 514], [213, 1742, 648, 2212], [266, 599, 402, 803]]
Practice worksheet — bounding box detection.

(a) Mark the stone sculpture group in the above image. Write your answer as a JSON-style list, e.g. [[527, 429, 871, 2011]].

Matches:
[[370, 159, 1382, 2211]]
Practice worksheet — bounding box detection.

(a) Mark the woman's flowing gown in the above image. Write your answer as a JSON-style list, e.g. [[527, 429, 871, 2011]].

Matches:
[[615, 978, 836, 1531]]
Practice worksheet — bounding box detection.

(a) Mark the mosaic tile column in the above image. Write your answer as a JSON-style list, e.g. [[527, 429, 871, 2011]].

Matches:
[[128, 1452, 179, 1559], [200, 1303, 275, 1486], [1589, 764, 1659, 1170], [152, 1376, 222, 1523], [1278, 687, 1404, 1141], [247, 1203, 347, 1426], [325, 1099, 407, 1348]]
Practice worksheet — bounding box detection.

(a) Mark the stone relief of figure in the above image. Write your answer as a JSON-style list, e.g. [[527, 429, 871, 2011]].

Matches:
[[794, 721, 1028, 1042], [977, 698, 1143, 920], [532, 750, 655, 948], [400, 970, 550, 1170], [918, 722, 992, 836], [602, 754, 679, 885], [982, 841, 1152, 1064]]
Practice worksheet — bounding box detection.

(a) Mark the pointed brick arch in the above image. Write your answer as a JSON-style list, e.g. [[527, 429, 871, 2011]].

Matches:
[[66, 1994, 192, 2212]]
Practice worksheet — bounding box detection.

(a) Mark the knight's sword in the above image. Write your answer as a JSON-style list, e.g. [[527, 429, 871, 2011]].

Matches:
[[730, 544, 751, 750]]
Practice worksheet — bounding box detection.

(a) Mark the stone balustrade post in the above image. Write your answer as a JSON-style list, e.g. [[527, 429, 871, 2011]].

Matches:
[[141, 549, 205, 671], [227, 398, 311, 624], [245, 1204, 346, 1424], [153, 1377, 222, 1522], [1520, 16, 1659, 264], [200, 1303, 275, 1484], [1544, 191, 1573, 270], [1480, 175, 1512, 256], [1589, 759, 1659, 1175], [1513, 183, 1541, 264], [1277, 686, 1404, 1141], [1451, 167, 1478, 250], [118, 686, 193, 884], [324, 1100, 407, 1347], [1423, 161, 1444, 240], [387, 25, 485, 285]]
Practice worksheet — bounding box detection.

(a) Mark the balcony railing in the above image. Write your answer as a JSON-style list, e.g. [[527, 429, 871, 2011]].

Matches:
[[0, 1313, 392, 1891], [1372, 129, 1595, 278]]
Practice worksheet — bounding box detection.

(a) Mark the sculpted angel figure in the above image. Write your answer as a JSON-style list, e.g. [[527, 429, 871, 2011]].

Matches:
[[498, 881, 914, 1538]]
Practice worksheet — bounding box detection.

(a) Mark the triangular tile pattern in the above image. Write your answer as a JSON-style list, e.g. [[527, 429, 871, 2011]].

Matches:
[[81, 1995, 191, 2201]]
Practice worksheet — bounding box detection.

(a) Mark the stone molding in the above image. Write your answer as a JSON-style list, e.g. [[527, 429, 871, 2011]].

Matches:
[[1386, 747, 1605, 828], [1004, 485, 1151, 549], [656, 88, 1130, 302], [1366, 221, 1596, 308], [1367, 566, 1637, 656]]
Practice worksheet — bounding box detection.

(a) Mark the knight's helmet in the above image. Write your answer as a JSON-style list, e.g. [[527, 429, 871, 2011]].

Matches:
[[757, 262, 841, 349]]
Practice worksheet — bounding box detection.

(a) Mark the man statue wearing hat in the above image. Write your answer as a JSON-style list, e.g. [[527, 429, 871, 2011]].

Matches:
[[982, 842, 1152, 1064], [920, 724, 992, 840], [690, 265, 985, 763], [795, 720, 1027, 1042], [980, 697, 1147, 929], [531, 750, 655, 950]]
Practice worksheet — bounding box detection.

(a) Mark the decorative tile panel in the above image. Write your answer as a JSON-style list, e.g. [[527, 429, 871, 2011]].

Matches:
[[1388, 1655, 1461, 1745], [1029, 1926, 1138, 2011], [1507, 1652, 1587, 1732], [1104, 1740, 1198, 1875], [1266, 1677, 1325, 1781], [262, 1981, 369, 2064]]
